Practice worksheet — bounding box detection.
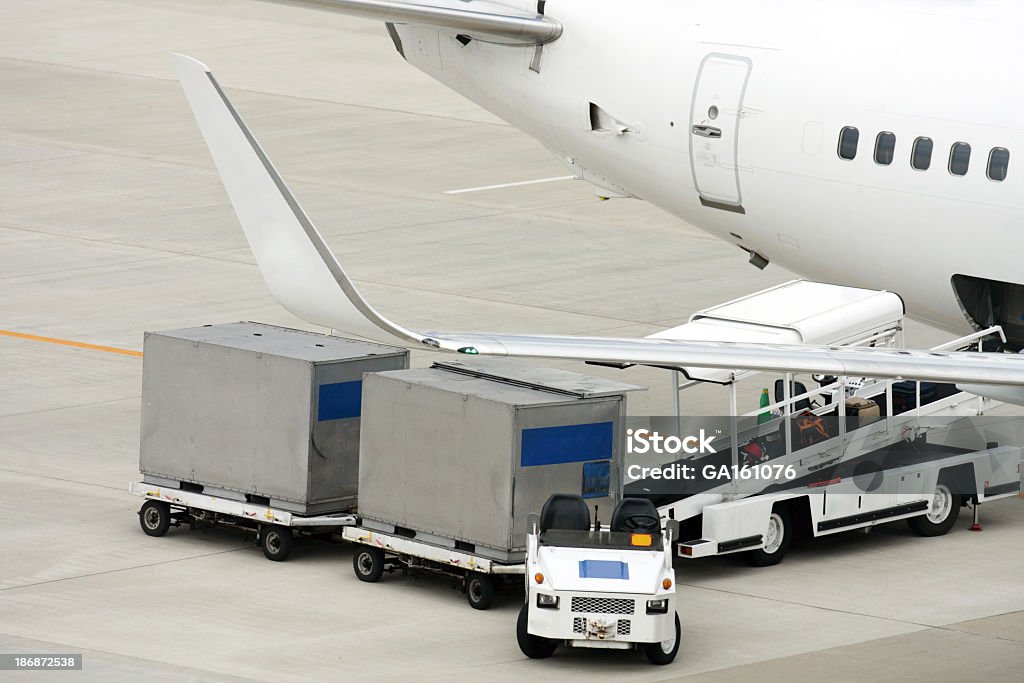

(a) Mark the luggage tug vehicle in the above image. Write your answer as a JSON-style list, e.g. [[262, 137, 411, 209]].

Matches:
[[518, 494, 680, 665]]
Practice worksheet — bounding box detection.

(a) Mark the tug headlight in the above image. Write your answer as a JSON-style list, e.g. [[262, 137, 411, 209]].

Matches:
[[646, 598, 669, 614], [536, 593, 560, 609]]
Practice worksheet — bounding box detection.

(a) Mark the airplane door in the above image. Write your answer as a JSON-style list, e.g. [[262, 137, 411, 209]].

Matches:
[[689, 54, 752, 213]]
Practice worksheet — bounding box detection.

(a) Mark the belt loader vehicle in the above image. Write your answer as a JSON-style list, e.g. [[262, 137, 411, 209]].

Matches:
[[640, 321, 1023, 566], [518, 494, 679, 665], [596, 281, 1024, 567]]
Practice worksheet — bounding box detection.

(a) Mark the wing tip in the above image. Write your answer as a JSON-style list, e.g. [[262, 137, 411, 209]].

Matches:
[[170, 52, 211, 74]]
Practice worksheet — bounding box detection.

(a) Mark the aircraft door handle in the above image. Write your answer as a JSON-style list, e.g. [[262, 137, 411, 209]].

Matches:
[[692, 125, 722, 139]]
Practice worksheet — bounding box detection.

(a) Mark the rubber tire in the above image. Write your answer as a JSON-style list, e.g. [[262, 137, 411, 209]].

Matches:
[[744, 507, 792, 567], [466, 572, 496, 610], [139, 500, 171, 537], [352, 546, 386, 582], [908, 483, 960, 537], [516, 603, 557, 659], [260, 524, 293, 562], [643, 612, 681, 665]]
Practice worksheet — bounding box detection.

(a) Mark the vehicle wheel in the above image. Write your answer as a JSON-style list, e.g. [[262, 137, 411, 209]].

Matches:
[[352, 546, 386, 582], [139, 500, 171, 537], [908, 483, 960, 537], [643, 612, 681, 665], [745, 507, 791, 567], [260, 524, 293, 561], [516, 603, 557, 659], [466, 573, 495, 610]]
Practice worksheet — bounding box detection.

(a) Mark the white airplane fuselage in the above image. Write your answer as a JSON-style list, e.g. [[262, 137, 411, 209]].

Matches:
[[388, 0, 1023, 338]]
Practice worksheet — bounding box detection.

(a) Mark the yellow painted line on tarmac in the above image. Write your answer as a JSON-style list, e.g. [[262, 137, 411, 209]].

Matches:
[[0, 329, 143, 358]]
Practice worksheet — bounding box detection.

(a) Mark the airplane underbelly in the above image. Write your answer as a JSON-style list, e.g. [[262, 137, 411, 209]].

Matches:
[[728, 177, 1014, 336]]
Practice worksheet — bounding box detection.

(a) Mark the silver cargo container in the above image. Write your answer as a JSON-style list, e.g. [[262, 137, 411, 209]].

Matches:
[[358, 359, 641, 561], [139, 322, 408, 514]]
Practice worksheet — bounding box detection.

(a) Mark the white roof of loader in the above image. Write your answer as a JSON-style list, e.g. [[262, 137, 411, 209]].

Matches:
[[647, 280, 905, 384]]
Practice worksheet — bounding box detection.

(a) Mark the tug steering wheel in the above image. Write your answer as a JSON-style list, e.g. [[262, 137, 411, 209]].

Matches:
[[622, 514, 660, 532]]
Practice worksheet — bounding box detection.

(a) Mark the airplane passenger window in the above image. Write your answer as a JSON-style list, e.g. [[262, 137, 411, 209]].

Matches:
[[988, 147, 1010, 182], [838, 126, 859, 160], [874, 132, 896, 165], [949, 142, 971, 176], [911, 137, 933, 171]]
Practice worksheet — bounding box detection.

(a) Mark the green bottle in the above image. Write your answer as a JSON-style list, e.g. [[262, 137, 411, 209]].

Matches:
[[757, 388, 771, 424]]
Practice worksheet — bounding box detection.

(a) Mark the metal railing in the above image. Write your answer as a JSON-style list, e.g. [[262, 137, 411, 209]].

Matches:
[[663, 323, 1007, 473]]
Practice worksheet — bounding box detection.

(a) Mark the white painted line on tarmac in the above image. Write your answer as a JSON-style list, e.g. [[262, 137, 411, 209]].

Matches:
[[444, 175, 576, 194]]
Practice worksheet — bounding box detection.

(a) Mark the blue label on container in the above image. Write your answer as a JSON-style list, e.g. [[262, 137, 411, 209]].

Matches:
[[317, 381, 362, 421], [578, 560, 629, 580], [582, 461, 610, 499], [520, 422, 614, 467]]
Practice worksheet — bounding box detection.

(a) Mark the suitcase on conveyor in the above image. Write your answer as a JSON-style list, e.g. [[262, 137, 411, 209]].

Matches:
[[845, 397, 880, 426]]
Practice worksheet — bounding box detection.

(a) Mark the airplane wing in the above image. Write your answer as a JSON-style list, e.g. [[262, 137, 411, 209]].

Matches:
[[259, 0, 562, 45], [173, 54, 1024, 387]]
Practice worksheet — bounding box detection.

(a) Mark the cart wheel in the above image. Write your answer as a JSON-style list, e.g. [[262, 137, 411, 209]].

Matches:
[[908, 483, 960, 537], [260, 524, 293, 562], [643, 612, 681, 665], [744, 507, 791, 567], [466, 573, 495, 610], [139, 500, 171, 537], [516, 603, 557, 659], [352, 546, 386, 582]]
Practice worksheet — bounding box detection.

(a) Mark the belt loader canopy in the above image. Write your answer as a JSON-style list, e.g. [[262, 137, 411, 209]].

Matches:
[[647, 280, 905, 384]]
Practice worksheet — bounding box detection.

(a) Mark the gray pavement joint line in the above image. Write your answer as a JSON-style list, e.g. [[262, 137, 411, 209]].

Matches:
[[943, 613, 1024, 644], [0, 55, 513, 129], [0, 221, 264, 268], [355, 277, 668, 327], [0, 254, 178, 284], [197, 208, 520, 250], [0, 547, 254, 594], [70, 31, 344, 67], [0, 396, 139, 419], [0, 467, 128, 493], [312, 200, 635, 243], [0, 151, 89, 169], [681, 581, 1024, 642]]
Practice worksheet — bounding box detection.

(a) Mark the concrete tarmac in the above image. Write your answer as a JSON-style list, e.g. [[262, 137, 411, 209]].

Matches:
[[1, 1, 1021, 680]]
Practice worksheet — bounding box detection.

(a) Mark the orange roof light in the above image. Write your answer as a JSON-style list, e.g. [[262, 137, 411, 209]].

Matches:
[[630, 533, 653, 547], [534, 572, 544, 584]]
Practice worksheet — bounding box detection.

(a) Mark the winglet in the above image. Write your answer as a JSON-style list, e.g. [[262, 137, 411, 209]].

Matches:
[[172, 53, 425, 346]]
